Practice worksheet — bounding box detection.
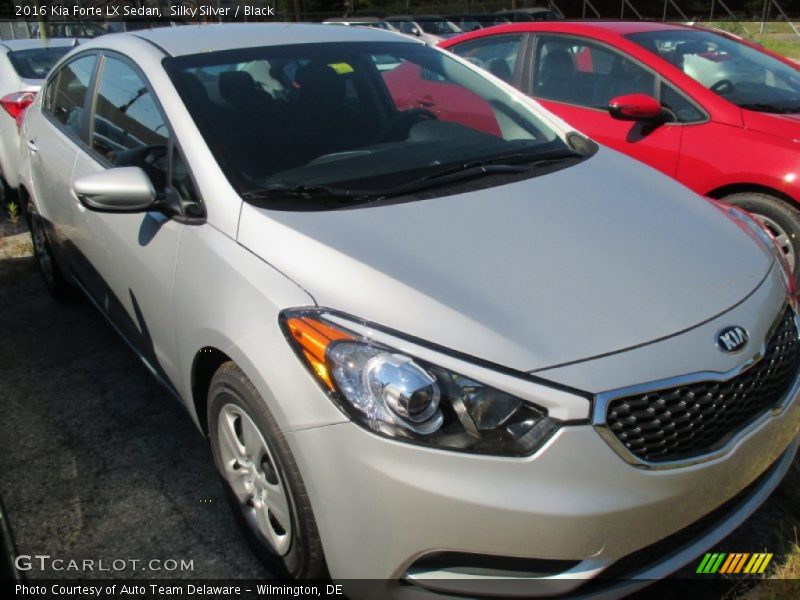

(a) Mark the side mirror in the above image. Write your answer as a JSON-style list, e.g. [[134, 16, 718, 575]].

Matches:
[[411, 26, 421, 37], [73, 167, 156, 213], [608, 94, 665, 122]]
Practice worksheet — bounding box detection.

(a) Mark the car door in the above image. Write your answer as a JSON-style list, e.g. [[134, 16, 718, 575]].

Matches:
[[70, 52, 201, 388], [26, 52, 98, 265], [527, 34, 684, 178]]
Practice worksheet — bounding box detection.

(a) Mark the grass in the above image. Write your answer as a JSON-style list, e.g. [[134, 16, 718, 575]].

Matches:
[[755, 22, 799, 35], [755, 36, 800, 59], [729, 463, 800, 596], [735, 547, 800, 599], [704, 21, 800, 59]]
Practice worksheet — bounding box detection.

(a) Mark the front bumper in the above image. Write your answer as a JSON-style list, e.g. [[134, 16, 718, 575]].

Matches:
[[284, 265, 800, 595], [289, 397, 799, 589]]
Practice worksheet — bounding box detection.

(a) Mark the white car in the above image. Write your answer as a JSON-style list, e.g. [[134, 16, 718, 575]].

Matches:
[[386, 15, 463, 43], [0, 38, 73, 204], [321, 18, 400, 32]]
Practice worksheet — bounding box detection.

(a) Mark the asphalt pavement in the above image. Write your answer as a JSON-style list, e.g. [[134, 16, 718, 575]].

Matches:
[[0, 253, 270, 580]]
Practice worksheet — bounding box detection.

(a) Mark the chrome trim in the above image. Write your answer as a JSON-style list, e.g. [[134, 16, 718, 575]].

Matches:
[[593, 304, 800, 470]]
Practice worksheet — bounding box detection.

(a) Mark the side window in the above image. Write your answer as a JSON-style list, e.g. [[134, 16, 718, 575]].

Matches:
[[397, 22, 415, 34], [91, 56, 170, 192], [534, 36, 656, 109], [45, 54, 97, 136], [451, 35, 524, 84], [660, 82, 705, 123]]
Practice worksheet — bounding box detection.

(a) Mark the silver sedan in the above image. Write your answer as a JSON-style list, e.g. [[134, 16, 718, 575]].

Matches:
[[18, 23, 800, 597]]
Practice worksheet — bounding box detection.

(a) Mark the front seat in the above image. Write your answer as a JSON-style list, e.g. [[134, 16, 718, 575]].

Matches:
[[293, 61, 364, 159], [219, 70, 271, 110], [536, 49, 575, 102], [488, 58, 513, 83]]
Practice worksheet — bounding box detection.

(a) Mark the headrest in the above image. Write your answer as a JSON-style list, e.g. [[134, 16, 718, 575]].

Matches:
[[294, 62, 345, 102], [542, 49, 574, 76], [219, 70, 261, 108]]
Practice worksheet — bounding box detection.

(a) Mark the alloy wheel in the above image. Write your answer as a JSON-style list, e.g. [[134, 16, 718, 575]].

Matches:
[[753, 213, 796, 275], [217, 403, 293, 556]]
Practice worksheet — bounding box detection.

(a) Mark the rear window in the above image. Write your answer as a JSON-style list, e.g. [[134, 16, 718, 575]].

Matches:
[[7, 47, 71, 80]]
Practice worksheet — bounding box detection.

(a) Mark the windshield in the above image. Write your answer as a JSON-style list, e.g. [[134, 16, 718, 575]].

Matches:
[[627, 29, 800, 113], [8, 47, 71, 79], [419, 20, 462, 35], [164, 41, 574, 208]]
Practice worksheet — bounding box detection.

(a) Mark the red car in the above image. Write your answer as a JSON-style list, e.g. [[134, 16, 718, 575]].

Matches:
[[440, 21, 800, 282]]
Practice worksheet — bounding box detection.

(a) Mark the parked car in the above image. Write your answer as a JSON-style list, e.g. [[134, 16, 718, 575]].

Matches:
[[19, 23, 800, 596], [446, 14, 512, 32], [0, 38, 74, 203], [29, 21, 106, 39], [442, 21, 800, 284], [496, 7, 563, 22], [386, 15, 463, 42], [322, 18, 399, 32]]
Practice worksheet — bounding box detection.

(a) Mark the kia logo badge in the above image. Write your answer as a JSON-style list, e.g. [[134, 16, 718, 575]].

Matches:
[[717, 326, 749, 353]]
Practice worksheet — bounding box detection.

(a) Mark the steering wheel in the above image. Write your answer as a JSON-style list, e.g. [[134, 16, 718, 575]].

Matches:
[[374, 108, 437, 143], [710, 79, 735, 95]]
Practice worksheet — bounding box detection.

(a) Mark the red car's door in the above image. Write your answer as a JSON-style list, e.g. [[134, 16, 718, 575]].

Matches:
[[528, 34, 685, 177]]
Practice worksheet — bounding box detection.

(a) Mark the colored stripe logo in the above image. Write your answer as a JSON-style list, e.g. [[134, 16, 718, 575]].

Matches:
[[696, 552, 773, 574]]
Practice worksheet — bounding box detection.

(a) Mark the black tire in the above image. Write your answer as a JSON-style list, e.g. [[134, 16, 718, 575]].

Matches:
[[29, 210, 72, 302], [724, 192, 800, 286], [208, 362, 327, 579]]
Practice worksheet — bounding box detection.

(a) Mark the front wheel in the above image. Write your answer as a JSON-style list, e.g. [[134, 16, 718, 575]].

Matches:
[[208, 362, 327, 579], [724, 192, 800, 286]]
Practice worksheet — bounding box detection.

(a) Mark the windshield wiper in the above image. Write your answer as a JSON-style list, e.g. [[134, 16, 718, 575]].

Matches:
[[241, 184, 367, 203], [740, 102, 800, 114], [371, 148, 585, 199], [242, 184, 337, 198], [243, 149, 585, 206], [449, 148, 585, 171]]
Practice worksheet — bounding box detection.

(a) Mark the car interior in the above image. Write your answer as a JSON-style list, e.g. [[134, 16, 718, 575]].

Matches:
[[534, 41, 655, 108]]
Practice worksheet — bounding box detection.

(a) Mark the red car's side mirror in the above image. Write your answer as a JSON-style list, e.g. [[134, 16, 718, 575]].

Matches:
[[608, 94, 664, 122]]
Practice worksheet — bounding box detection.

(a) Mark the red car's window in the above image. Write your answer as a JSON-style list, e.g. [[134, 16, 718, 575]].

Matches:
[[628, 29, 800, 113], [533, 36, 656, 109], [449, 34, 524, 84]]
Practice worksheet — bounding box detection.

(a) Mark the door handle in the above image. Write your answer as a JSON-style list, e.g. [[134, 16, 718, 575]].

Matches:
[[26, 139, 38, 153], [416, 96, 436, 107]]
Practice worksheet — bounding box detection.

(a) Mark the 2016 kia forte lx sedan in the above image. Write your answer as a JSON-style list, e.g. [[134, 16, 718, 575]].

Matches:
[[18, 23, 800, 596]]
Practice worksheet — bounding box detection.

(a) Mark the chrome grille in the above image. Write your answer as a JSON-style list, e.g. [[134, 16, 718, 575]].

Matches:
[[605, 308, 800, 463]]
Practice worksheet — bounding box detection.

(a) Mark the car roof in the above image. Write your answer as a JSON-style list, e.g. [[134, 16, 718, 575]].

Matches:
[[506, 20, 689, 35], [442, 19, 694, 44], [130, 23, 413, 56], [447, 14, 506, 20], [0, 38, 77, 51], [324, 16, 381, 23]]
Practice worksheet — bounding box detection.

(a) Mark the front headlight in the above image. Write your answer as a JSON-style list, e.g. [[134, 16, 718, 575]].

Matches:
[[281, 312, 560, 456]]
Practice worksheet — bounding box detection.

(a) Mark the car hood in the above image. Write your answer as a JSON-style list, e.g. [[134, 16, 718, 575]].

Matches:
[[743, 109, 800, 140], [238, 148, 773, 372]]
